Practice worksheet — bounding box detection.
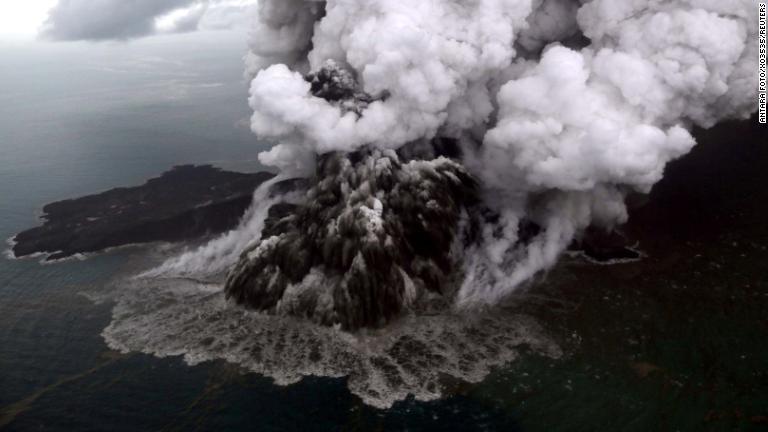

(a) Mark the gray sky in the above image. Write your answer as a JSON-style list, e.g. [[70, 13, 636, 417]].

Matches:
[[0, 0, 257, 41]]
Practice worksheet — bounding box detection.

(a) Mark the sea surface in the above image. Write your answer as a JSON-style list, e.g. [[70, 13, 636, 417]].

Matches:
[[1, 34, 767, 431]]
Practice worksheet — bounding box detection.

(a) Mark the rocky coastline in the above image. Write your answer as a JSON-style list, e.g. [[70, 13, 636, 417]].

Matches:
[[11, 165, 275, 261]]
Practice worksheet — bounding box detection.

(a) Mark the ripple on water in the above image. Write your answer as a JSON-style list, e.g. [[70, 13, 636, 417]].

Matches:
[[101, 274, 561, 409]]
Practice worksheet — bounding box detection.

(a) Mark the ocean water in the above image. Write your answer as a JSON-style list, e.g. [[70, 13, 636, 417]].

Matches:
[[1, 33, 767, 431]]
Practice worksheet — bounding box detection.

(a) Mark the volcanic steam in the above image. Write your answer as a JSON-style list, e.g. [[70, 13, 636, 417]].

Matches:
[[165, 0, 759, 328]]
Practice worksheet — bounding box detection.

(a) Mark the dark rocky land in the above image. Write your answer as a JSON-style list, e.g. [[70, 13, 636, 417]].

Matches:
[[11, 165, 275, 261]]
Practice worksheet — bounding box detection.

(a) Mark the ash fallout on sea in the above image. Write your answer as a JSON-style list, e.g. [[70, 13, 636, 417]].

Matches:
[[166, 0, 759, 330]]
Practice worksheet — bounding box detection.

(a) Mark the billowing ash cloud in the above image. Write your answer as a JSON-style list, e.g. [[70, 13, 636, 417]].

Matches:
[[226, 144, 478, 330], [41, 0, 256, 41], [157, 0, 758, 328]]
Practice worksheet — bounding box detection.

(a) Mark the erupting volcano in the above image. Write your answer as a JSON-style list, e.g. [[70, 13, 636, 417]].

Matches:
[[152, 0, 758, 330]]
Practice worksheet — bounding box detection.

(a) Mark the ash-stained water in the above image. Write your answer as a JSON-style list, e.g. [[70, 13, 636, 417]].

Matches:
[[101, 267, 561, 409]]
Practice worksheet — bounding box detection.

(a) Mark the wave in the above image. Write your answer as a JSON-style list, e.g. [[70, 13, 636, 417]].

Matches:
[[101, 273, 560, 409]]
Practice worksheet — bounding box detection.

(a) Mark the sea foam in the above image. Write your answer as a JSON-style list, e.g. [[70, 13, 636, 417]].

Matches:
[[101, 273, 561, 409]]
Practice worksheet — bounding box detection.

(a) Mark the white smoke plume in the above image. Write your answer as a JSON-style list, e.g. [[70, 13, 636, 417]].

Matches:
[[98, 0, 759, 404], [235, 0, 758, 309], [160, 0, 757, 319]]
